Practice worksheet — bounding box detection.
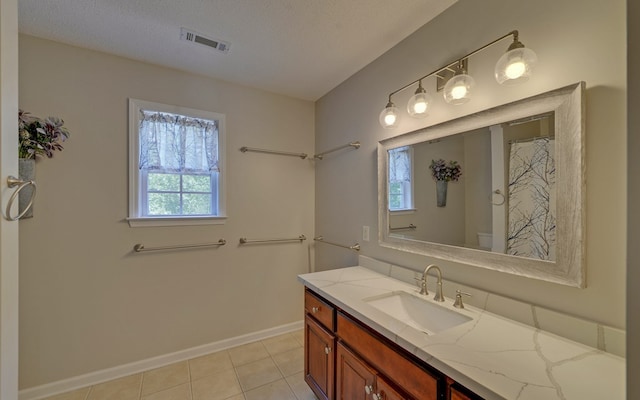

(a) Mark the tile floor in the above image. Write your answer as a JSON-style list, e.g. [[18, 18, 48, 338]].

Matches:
[[43, 330, 318, 400]]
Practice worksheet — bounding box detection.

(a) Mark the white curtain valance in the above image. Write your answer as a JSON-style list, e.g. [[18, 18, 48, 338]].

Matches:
[[139, 110, 219, 173]]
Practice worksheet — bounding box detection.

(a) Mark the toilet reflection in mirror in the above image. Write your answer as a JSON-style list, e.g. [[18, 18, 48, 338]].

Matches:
[[388, 113, 556, 262]]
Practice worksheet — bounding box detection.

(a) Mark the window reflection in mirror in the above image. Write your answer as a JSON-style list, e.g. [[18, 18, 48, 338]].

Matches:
[[388, 146, 414, 211], [388, 113, 556, 262]]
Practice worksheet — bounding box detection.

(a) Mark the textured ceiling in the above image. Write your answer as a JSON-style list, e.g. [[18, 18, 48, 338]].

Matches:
[[18, 0, 456, 101]]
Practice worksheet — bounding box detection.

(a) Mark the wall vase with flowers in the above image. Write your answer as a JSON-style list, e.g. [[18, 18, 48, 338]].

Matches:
[[429, 159, 462, 207], [18, 110, 70, 218]]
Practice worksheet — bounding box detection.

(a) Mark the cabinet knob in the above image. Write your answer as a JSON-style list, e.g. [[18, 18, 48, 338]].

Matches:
[[372, 393, 382, 400], [311, 306, 319, 313], [365, 385, 373, 395], [324, 346, 331, 355]]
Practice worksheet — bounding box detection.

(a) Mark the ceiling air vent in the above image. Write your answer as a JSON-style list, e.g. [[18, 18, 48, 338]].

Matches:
[[180, 28, 230, 54]]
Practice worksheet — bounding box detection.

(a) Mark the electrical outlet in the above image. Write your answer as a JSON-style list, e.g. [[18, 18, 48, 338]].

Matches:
[[362, 226, 370, 242]]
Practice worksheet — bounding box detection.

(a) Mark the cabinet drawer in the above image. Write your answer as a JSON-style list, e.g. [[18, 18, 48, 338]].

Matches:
[[337, 312, 440, 400], [305, 289, 335, 331]]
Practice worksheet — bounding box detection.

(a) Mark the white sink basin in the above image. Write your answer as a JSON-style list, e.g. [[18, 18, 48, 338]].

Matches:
[[364, 291, 472, 335]]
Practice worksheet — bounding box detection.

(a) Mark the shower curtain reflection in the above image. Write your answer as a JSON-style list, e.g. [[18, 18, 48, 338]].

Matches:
[[507, 138, 556, 260]]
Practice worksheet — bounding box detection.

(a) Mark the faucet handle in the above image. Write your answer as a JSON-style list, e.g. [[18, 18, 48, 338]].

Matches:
[[413, 277, 428, 295], [453, 290, 472, 309]]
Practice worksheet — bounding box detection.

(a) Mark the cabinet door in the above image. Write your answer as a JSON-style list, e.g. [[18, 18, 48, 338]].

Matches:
[[305, 315, 335, 400], [336, 343, 376, 400], [337, 312, 440, 400], [450, 385, 482, 400], [374, 376, 409, 400]]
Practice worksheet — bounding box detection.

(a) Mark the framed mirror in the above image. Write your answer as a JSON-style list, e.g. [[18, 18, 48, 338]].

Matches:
[[378, 82, 585, 287]]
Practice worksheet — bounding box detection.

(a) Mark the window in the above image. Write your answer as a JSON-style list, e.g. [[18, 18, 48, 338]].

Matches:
[[388, 146, 414, 211], [128, 99, 226, 227]]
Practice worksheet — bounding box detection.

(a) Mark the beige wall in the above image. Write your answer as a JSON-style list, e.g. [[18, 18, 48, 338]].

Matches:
[[315, 0, 626, 329], [18, 35, 315, 388]]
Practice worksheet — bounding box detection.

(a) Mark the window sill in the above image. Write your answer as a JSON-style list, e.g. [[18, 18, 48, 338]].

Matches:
[[127, 216, 227, 228], [389, 209, 417, 215]]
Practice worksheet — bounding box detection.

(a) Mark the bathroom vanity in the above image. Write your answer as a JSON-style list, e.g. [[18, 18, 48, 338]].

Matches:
[[299, 267, 624, 400], [305, 288, 475, 400]]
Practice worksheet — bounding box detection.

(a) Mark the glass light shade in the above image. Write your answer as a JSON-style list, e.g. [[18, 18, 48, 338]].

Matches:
[[407, 90, 432, 118], [379, 103, 399, 129], [495, 47, 537, 85], [443, 73, 475, 105]]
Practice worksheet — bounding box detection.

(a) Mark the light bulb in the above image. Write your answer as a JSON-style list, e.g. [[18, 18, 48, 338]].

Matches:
[[384, 113, 397, 126], [443, 72, 475, 105], [495, 43, 537, 85], [450, 85, 467, 100], [379, 102, 399, 129], [505, 60, 526, 79], [407, 84, 432, 118], [412, 100, 428, 114]]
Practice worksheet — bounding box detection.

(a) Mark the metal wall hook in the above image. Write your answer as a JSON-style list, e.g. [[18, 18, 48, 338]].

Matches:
[[4, 176, 37, 221]]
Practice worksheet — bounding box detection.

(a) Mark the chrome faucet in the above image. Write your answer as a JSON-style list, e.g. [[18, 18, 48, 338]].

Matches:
[[419, 264, 445, 302]]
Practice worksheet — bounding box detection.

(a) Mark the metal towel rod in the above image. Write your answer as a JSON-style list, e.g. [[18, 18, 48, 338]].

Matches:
[[133, 239, 227, 253], [240, 146, 308, 159], [389, 224, 416, 231], [239, 235, 307, 245], [313, 236, 360, 251], [313, 141, 361, 160]]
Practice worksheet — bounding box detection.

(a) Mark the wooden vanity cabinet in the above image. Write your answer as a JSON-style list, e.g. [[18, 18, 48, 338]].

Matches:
[[337, 311, 439, 400], [304, 289, 336, 400], [336, 342, 408, 400], [304, 288, 483, 400]]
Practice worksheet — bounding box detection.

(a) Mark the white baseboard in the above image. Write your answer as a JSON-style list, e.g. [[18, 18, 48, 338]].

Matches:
[[19, 320, 304, 400]]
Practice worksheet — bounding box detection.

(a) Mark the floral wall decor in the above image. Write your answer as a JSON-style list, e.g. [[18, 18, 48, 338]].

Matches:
[[16, 110, 71, 218], [429, 159, 462, 207], [429, 159, 462, 182], [18, 109, 70, 159]]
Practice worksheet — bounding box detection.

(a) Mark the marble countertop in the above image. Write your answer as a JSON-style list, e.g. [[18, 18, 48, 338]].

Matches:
[[298, 267, 625, 400]]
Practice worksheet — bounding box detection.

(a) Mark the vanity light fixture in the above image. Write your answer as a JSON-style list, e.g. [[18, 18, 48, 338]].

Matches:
[[379, 99, 399, 129], [442, 60, 475, 105], [494, 33, 538, 84], [379, 30, 537, 129], [407, 79, 432, 118]]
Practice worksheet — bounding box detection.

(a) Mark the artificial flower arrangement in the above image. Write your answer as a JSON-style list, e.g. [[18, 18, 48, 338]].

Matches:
[[18, 109, 70, 159], [429, 159, 462, 182]]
